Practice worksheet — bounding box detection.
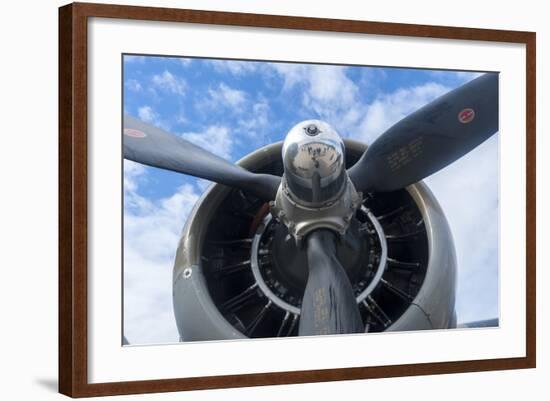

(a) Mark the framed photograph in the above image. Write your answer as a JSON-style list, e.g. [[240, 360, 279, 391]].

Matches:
[[59, 2, 536, 397]]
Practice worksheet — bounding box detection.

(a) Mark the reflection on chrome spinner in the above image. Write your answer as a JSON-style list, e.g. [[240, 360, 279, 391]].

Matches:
[[282, 120, 347, 206], [275, 120, 362, 244]]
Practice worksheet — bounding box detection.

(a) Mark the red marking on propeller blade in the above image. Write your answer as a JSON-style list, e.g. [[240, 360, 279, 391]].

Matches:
[[458, 108, 475, 124], [124, 128, 146, 138]]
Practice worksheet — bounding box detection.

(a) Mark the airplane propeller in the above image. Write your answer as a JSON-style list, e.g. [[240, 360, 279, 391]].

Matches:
[[348, 73, 498, 192], [123, 115, 281, 201], [123, 72, 498, 337], [299, 230, 364, 335]]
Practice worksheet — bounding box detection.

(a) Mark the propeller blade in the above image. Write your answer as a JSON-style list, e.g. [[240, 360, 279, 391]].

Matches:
[[123, 115, 281, 200], [348, 73, 498, 192], [299, 230, 363, 335]]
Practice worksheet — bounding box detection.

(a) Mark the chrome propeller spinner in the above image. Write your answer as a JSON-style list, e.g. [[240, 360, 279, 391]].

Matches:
[[271, 120, 362, 244]]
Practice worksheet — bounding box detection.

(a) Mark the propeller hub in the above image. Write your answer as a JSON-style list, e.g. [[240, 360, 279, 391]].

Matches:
[[273, 120, 361, 242], [282, 120, 346, 206]]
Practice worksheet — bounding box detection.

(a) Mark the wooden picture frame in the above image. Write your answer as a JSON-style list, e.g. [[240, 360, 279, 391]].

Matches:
[[59, 2, 536, 397]]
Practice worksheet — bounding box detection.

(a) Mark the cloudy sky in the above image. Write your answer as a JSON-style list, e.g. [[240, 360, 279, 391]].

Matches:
[[123, 55, 499, 345]]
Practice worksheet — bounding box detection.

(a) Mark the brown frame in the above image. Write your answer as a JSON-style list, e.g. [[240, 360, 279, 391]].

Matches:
[[59, 2, 536, 397]]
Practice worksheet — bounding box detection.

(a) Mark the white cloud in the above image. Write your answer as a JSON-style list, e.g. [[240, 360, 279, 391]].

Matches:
[[269, 63, 357, 103], [424, 134, 499, 323], [196, 83, 249, 116], [124, 169, 200, 345], [125, 184, 199, 262], [138, 106, 159, 123], [237, 97, 271, 141], [268, 63, 454, 143], [179, 58, 192, 67], [124, 55, 146, 63], [152, 70, 187, 96], [207, 59, 258, 76], [181, 125, 233, 159], [174, 109, 188, 125], [137, 105, 158, 123], [208, 83, 247, 110], [303, 66, 361, 132], [431, 70, 483, 83], [306, 66, 358, 105], [269, 63, 365, 136], [123, 160, 145, 193], [136, 105, 173, 131], [125, 79, 142, 92], [358, 82, 449, 143], [269, 63, 309, 91]]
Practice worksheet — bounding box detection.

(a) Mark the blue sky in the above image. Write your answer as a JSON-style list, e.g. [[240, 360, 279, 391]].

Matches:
[[123, 55, 499, 345]]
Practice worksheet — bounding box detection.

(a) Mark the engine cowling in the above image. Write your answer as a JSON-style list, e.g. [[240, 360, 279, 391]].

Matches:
[[172, 139, 457, 341]]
